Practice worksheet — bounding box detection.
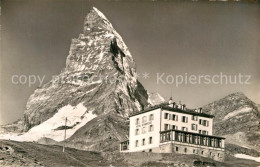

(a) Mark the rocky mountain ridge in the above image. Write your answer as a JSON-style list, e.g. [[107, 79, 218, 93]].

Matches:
[[202, 92, 260, 152]]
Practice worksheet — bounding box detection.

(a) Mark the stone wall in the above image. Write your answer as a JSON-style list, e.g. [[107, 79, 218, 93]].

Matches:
[[159, 142, 225, 162]]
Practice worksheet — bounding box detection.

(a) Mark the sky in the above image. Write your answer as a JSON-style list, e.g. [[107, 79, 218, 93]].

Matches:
[[1, 0, 260, 124]]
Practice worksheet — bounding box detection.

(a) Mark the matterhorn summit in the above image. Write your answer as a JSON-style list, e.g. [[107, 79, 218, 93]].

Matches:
[[0, 7, 164, 151]]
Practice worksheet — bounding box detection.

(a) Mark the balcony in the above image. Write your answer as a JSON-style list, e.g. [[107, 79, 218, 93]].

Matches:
[[160, 129, 225, 150]]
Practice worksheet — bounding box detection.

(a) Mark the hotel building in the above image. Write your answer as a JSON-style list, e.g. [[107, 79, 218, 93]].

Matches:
[[120, 100, 225, 161]]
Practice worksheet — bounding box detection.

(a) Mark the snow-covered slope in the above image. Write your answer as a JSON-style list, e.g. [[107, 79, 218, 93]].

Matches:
[[148, 92, 165, 106], [223, 107, 252, 120], [234, 154, 260, 162], [1, 103, 96, 141]]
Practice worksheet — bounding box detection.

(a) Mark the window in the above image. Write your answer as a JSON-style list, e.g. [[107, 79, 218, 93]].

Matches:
[[149, 125, 154, 132], [199, 130, 202, 134], [204, 120, 209, 126], [149, 114, 154, 121], [142, 127, 146, 134], [182, 116, 188, 123], [164, 124, 169, 131], [172, 114, 177, 121], [164, 113, 169, 119], [193, 136, 197, 144], [135, 118, 140, 125], [142, 116, 147, 123], [218, 140, 222, 148], [135, 140, 138, 147], [205, 137, 208, 146], [192, 115, 198, 121], [193, 149, 196, 154], [184, 148, 187, 153], [149, 149, 152, 152], [172, 125, 177, 130], [201, 151, 204, 155], [202, 130, 207, 135], [183, 134, 187, 143], [216, 139, 221, 148], [199, 119, 209, 126], [182, 127, 188, 131], [175, 147, 179, 151], [142, 138, 145, 146], [197, 136, 201, 144], [191, 124, 197, 131], [210, 152, 212, 156], [179, 133, 184, 142], [218, 153, 220, 157], [149, 137, 153, 144], [135, 129, 139, 135], [203, 137, 206, 145], [209, 138, 214, 147]]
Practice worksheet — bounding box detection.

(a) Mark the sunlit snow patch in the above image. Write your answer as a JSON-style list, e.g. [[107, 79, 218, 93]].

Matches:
[[1, 103, 96, 142], [223, 107, 252, 120], [234, 154, 260, 162]]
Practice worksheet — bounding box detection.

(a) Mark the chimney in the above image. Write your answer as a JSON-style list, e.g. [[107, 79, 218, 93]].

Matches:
[[172, 102, 176, 108], [198, 107, 202, 113], [178, 101, 182, 109], [182, 104, 186, 110]]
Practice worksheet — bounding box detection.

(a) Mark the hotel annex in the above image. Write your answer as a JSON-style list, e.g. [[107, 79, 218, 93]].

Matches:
[[120, 99, 225, 161]]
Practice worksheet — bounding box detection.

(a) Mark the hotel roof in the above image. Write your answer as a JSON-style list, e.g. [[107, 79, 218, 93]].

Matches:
[[129, 103, 214, 118]]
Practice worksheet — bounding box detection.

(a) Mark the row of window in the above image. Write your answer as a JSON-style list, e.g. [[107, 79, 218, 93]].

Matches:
[[164, 124, 188, 131], [142, 149, 153, 152], [164, 113, 200, 123], [199, 119, 209, 127], [135, 137, 153, 147], [164, 123, 208, 134], [135, 114, 154, 125], [175, 146, 221, 157], [135, 125, 154, 135], [164, 113, 210, 127], [164, 124, 178, 131], [160, 131, 222, 148], [164, 113, 178, 121], [199, 130, 209, 135]]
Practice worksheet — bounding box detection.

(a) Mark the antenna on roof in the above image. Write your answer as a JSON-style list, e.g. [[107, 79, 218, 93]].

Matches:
[[170, 86, 173, 98]]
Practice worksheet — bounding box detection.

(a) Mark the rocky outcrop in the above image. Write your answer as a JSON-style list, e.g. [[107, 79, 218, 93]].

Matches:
[[202, 92, 260, 152]]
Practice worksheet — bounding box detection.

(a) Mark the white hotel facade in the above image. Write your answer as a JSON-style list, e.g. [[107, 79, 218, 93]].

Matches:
[[120, 100, 225, 161]]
